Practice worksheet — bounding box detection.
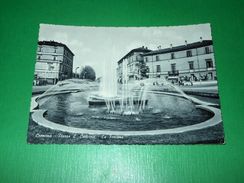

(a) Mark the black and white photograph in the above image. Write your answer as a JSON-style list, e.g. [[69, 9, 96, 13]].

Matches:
[[27, 24, 224, 144]]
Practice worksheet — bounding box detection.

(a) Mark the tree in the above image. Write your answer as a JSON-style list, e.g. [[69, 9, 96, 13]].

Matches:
[[139, 61, 149, 79], [80, 66, 96, 81]]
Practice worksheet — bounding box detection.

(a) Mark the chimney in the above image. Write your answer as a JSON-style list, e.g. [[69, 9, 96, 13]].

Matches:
[[200, 37, 203, 42], [170, 44, 173, 49], [185, 40, 187, 46]]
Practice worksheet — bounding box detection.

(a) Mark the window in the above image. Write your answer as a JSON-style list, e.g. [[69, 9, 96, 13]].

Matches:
[[145, 57, 148, 62], [206, 59, 213, 68], [156, 55, 159, 61], [37, 55, 41, 60], [171, 63, 176, 71], [53, 56, 56, 61], [38, 46, 42, 52], [156, 65, 161, 72], [205, 47, 210, 54], [189, 61, 194, 70], [54, 46, 57, 53], [186, 50, 192, 57], [48, 63, 54, 71], [171, 53, 175, 59]]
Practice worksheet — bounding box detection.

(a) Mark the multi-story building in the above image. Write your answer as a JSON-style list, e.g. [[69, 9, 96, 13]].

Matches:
[[143, 39, 215, 82], [34, 41, 74, 85], [117, 47, 151, 82], [117, 39, 216, 83]]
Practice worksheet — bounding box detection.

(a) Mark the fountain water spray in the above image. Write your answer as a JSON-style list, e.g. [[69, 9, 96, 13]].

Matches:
[[92, 56, 148, 115]]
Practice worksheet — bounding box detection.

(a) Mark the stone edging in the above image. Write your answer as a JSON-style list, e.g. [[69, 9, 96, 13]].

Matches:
[[31, 105, 221, 136]]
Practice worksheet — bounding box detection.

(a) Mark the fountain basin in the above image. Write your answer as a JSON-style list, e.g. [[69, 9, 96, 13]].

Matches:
[[32, 80, 220, 132]]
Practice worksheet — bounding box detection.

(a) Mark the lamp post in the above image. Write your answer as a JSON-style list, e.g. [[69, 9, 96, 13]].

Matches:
[[75, 67, 79, 78], [196, 48, 201, 85]]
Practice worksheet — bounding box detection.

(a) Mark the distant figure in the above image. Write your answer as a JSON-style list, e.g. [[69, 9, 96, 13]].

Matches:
[[190, 78, 193, 86]]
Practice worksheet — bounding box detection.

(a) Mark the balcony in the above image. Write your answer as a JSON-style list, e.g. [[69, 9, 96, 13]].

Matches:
[[168, 70, 179, 76]]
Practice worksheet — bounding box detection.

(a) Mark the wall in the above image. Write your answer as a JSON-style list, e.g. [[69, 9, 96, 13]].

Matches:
[[35, 45, 63, 80], [145, 46, 215, 79], [35, 44, 74, 80]]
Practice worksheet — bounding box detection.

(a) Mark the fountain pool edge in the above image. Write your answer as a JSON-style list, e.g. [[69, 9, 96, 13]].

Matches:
[[31, 105, 221, 136]]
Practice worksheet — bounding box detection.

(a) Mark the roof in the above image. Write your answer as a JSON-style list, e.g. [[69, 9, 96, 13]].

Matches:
[[118, 47, 152, 63], [143, 40, 213, 56], [38, 40, 75, 56]]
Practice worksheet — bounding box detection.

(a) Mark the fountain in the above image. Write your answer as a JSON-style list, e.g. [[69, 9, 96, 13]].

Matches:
[[88, 57, 148, 115], [29, 56, 223, 144]]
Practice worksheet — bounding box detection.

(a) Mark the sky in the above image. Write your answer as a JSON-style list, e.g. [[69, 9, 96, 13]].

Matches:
[[39, 23, 212, 78]]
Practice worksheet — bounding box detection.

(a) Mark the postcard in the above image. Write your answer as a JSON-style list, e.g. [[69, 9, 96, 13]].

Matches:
[[27, 24, 224, 144]]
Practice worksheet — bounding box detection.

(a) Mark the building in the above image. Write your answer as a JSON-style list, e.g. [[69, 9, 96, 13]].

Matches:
[[117, 39, 216, 83], [34, 41, 74, 85], [117, 47, 151, 82]]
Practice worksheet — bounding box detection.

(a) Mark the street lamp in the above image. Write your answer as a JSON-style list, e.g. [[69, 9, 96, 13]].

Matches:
[[75, 67, 79, 78]]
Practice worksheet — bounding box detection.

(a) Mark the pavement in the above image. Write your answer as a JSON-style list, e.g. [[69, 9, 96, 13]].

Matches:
[[180, 85, 219, 98], [32, 85, 53, 95]]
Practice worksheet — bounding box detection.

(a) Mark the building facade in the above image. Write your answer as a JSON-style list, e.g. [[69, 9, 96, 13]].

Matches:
[[34, 41, 74, 85], [117, 40, 216, 83], [117, 47, 151, 82]]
